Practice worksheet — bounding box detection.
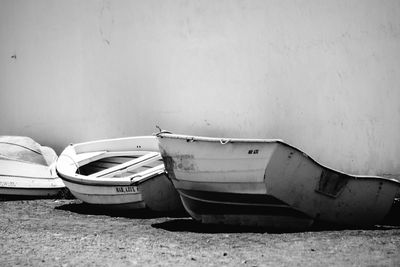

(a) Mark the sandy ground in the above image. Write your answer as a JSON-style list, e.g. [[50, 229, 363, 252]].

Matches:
[[1, 198, 400, 266]]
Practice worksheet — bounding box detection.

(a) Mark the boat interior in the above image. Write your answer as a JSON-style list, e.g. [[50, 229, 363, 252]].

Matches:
[[77, 151, 164, 182]]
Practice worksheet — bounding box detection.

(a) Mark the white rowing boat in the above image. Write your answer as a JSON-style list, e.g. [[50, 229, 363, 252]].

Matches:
[[0, 136, 65, 198], [56, 136, 183, 211], [157, 133, 400, 230]]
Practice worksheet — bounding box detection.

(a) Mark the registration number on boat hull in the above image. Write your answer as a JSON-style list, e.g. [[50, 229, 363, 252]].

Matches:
[[0, 180, 17, 187], [115, 186, 138, 193]]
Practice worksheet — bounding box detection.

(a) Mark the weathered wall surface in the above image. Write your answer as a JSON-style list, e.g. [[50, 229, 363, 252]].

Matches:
[[0, 0, 399, 175]]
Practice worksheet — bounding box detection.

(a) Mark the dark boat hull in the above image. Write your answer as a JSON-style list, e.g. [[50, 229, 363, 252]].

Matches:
[[177, 187, 313, 230]]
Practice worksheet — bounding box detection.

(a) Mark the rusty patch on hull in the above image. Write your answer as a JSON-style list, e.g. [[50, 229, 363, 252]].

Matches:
[[160, 151, 198, 181], [175, 155, 196, 171], [160, 153, 177, 180]]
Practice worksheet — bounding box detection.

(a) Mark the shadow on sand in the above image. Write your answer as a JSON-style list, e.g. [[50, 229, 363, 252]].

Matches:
[[152, 218, 400, 234], [55, 201, 188, 219], [152, 218, 270, 233], [0, 188, 74, 202], [0, 196, 56, 201], [151, 199, 400, 234]]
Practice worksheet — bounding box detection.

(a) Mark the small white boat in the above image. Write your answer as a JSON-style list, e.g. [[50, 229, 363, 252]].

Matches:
[[0, 136, 65, 197], [157, 133, 400, 230], [56, 136, 183, 212]]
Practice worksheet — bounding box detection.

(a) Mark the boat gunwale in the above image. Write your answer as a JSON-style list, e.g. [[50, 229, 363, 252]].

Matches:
[[71, 135, 157, 154], [156, 133, 400, 185]]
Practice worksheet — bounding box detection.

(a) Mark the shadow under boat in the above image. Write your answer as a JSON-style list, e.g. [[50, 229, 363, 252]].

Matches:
[[152, 198, 400, 234], [55, 200, 188, 219], [150, 195, 400, 233], [152, 217, 400, 234], [0, 187, 73, 201]]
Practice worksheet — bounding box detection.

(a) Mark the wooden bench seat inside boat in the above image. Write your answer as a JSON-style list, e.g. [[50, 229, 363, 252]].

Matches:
[[88, 152, 161, 178]]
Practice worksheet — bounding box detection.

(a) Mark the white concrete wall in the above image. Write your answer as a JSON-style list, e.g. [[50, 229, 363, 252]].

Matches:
[[0, 0, 399, 175]]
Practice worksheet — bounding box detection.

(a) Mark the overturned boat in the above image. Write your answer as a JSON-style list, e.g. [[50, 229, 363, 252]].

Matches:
[[157, 133, 400, 230], [56, 136, 183, 212], [0, 136, 65, 198]]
